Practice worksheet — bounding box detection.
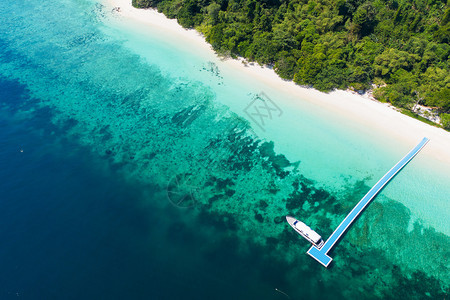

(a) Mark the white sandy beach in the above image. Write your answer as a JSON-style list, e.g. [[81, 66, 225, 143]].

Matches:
[[104, 0, 450, 167]]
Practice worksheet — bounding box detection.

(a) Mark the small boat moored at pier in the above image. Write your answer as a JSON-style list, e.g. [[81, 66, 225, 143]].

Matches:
[[286, 216, 324, 249]]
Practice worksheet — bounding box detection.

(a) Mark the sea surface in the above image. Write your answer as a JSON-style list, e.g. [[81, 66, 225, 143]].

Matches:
[[0, 0, 448, 298]]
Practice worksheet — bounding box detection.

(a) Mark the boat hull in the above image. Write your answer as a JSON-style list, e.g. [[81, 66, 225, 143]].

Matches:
[[286, 216, 324, 249]]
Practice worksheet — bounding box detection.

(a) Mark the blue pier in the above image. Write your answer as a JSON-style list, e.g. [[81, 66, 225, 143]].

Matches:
[[307, 137, 430, 267]]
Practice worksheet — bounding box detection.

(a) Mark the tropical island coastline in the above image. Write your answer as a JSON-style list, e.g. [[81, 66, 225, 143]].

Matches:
[[132, 0, 449, 130], [104, 0, 450, 168]]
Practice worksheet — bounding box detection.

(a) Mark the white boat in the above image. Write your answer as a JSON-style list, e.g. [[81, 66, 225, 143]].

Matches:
[[286, 216, 324, 249]]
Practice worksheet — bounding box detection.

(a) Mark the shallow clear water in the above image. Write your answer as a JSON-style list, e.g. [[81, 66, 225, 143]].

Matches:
[[0, 0, 448, 298]]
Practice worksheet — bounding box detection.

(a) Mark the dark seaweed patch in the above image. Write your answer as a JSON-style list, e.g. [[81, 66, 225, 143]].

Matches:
[[171, 104, 207, 128], [259, 200, 268, 209], [255, 213, 264, 223], [273, 216, 283, 224]]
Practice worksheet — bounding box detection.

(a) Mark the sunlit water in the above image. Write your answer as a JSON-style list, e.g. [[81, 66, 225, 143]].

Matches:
[[0, 0, 448, 298]]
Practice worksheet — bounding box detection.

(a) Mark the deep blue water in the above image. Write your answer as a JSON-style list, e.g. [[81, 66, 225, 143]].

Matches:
[[0, 78, 153, 298], [0, 79, 289, 299]]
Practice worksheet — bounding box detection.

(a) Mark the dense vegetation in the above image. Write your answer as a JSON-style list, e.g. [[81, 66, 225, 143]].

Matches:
[[133, 0, 450, 128]]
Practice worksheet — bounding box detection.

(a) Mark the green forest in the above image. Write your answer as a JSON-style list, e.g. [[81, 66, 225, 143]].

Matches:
[[133, 0, 450, 129]]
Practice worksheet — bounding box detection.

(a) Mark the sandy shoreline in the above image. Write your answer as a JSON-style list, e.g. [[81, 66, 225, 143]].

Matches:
[[104, 0, 450, 165]]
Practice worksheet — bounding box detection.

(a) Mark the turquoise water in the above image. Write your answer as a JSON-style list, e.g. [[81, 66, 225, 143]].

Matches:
[[102, 7, 450, 233], [0, 0, 448, 298]]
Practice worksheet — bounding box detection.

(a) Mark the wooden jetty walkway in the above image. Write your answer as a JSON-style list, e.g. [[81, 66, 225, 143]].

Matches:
[[307, 137, 430, 267]]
